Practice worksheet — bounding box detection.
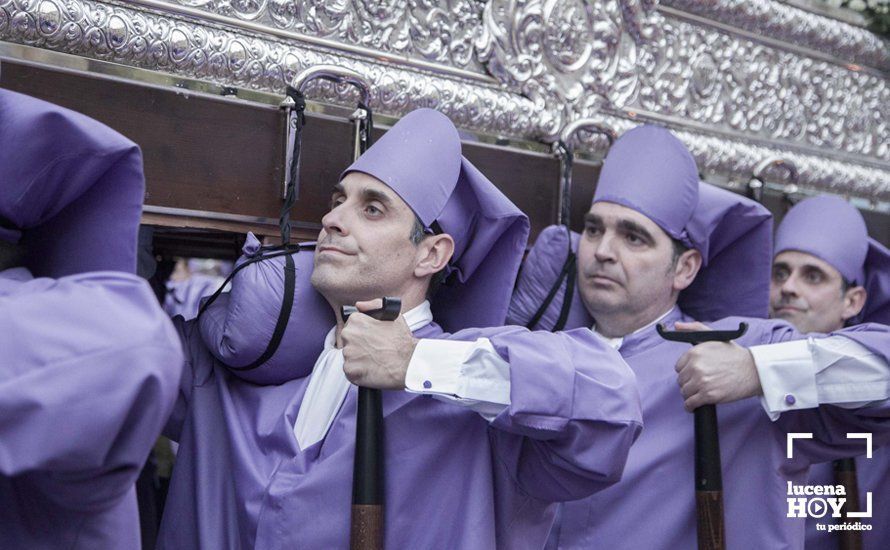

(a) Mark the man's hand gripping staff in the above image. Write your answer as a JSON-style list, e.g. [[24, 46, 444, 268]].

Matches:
[[341, 297, 402, 550]]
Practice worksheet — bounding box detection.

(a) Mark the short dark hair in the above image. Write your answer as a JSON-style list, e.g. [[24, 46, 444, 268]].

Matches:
[[410, 216, 448, 300], [671, 238, 690, 264], [840, 276, 854, 294]]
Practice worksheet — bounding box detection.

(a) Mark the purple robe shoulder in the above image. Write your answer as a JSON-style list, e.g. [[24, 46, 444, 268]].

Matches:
[[196, 235, 334, 385], [0, 271, 184, 549], [160, 310, 641, 549], [551, 310, 889, 550], [508, 225, 592, 330], [0, 89, 145, 278]]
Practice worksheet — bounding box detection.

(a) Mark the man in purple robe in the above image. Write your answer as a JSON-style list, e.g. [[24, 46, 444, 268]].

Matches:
[[157, 108, 643, 549], [0, 88, 184, 548], [768, 195, 890, 549], [508, 125, 890, 549]]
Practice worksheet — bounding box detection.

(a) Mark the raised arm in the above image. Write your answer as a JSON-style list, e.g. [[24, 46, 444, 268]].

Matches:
[[0, 272, 183, 508]]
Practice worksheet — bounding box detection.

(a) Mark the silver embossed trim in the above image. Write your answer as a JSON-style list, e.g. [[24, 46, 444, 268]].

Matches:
[[662, 0, 890, 72], [587, 112, 890, 204], [0, 0, 886, 203], [0, 0, 541, 137]]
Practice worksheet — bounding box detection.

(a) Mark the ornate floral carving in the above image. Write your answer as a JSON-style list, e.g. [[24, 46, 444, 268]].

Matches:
[[156, 0, 488, 73], [475, 0, 661, 136], [595, 114, 889, 202], [1, 0, 886, 201], [0, 0, 539, 137], [630, 17, 889, 160], [663, 0, 890, 72], [476, 0, 888, 164]]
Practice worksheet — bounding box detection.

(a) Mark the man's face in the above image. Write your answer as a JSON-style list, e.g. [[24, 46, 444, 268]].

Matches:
[[576, 201, 692, 329], [310, 172, 421, 306], [770, 250, 863, 333]]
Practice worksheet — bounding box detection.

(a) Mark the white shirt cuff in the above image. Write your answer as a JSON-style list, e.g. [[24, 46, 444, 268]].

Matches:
[[405, 338, 511, 422], [750, 339, 818, 421]]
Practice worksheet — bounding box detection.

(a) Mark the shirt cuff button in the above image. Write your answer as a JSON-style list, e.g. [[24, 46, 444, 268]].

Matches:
[[423, 380, 432, 389], [785, 394, 796, 405]]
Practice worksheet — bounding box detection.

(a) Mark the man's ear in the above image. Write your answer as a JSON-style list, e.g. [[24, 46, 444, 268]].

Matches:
[[841, 286, 867, 322], [672, 249, 702, 292], [414, 234, 455, 278]]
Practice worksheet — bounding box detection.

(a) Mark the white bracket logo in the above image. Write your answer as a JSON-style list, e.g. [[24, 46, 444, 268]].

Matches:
[[786, 432, 873, 519]]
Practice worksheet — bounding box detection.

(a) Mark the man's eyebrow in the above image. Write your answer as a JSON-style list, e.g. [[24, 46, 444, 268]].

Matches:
[[332, 183, 344, 195], [772, 261, 790, 271], [583, 213, 603, 225], [359, 187, 394, 207], [801, 264, 828, 276], [617, 219, 654, 242]]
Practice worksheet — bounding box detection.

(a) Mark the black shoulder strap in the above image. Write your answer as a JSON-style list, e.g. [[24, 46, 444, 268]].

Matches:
[[525, 249, 576, 331], [553, 252, 576, 332], [525, 223, 578, 332]]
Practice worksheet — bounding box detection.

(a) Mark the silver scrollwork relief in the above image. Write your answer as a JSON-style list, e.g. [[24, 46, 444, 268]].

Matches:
[[153, 0, 489, 73], [0, 0, 887, 201], [476, 0, 889, 165], [662, 0, 890, 73], [475, 0, 662, 136], [0, 0, 539, 136], [587, 114, 889, 202], [632, 16, 889, 161]]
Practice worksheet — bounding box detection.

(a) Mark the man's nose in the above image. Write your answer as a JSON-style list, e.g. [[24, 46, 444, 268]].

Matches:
[[593, 233, 617, 263], [780, 273, 800, 297], [320, 204, 349, 237]]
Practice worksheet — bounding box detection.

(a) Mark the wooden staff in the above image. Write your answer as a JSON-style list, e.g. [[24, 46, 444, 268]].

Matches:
[[341, 297, 401, 550], [834, 458, 863, 550], [284, 65, 381, 548], [657, 322, 748, 550], [748, 159, 860, 550]]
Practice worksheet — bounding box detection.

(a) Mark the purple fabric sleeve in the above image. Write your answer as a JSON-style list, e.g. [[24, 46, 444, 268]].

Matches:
[[0, 273, 183, 509], [446, 325, 643, 501], [718, 316, 890, 464]]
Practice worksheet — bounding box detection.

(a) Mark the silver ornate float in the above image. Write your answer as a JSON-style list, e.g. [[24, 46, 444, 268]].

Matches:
[[1, 0, 887, 205]]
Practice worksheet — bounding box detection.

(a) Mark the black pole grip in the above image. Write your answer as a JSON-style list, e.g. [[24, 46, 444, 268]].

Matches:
[[657, 322, 747, 550], [353, 387, 385, 506], [695, 405, 722, 492], [343, 297, 400, 550]]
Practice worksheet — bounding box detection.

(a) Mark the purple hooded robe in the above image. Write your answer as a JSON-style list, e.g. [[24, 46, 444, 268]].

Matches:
[[774, 195, 890, 550], [157, 109, 643, 549], [0, 88, 184, 548], [509, 126, 890, 550]]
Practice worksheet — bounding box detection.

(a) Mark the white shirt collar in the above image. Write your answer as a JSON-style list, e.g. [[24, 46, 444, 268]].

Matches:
[[592, 306, 677, 350], [295, 301, 434, 451], [326, 300, 434, 350]]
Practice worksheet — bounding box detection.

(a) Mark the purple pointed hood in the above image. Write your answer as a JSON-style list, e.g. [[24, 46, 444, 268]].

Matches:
[[0, 89, 144, 276], [775, 195, 890, 325], [594, 125, 773, 320], [343, 108, 530, 332]]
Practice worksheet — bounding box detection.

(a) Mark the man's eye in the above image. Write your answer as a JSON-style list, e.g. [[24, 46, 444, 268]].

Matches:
[[805, 271, 824, 284], [365, 204, 382, 216], [330, 196, 345, 209], [626, 233, 643, 245], [584, 225, 601, 236], [772, 269, 789, 282]]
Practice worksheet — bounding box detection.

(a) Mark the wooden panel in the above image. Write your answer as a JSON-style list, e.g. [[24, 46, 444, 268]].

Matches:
[[13, 60, 887, 253], [1, 61, 582, 246]]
